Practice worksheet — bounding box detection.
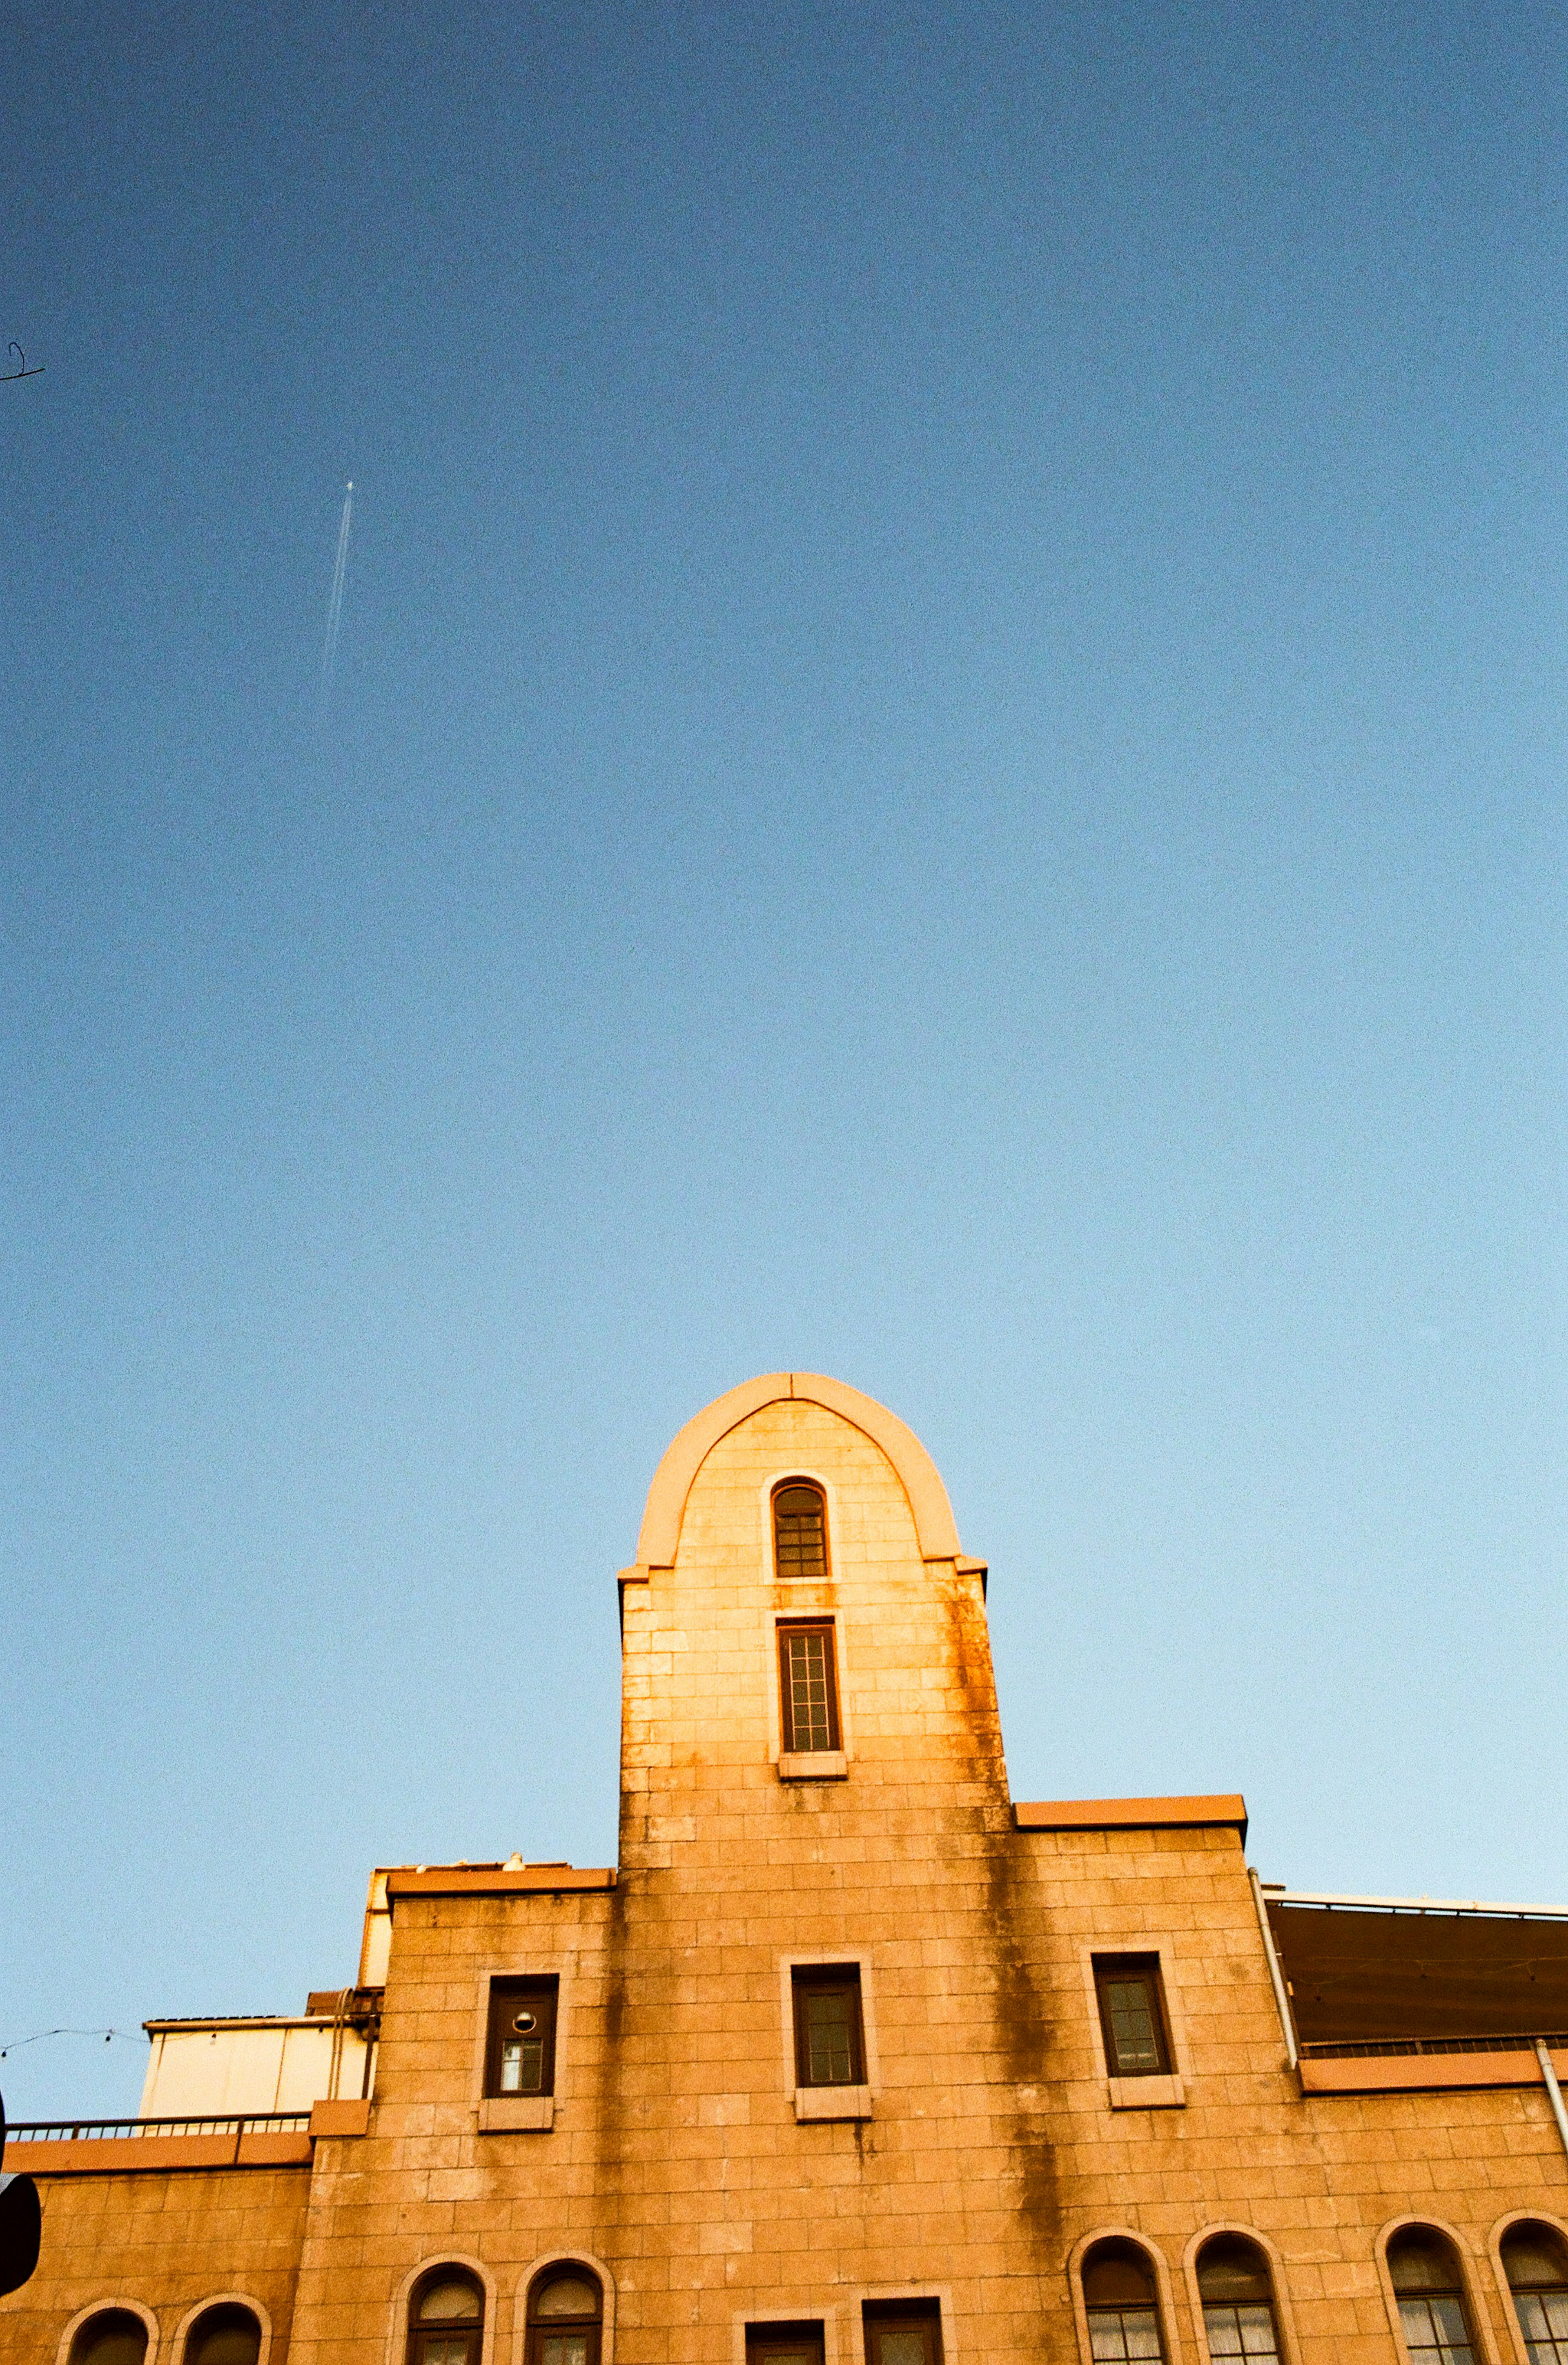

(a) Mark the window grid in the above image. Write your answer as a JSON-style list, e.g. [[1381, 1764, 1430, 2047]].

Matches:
[[1202, 2303, 1280, 2359], [1088, 2305, 1164, 2360], [804, 1987, 856, 2084], [773, 1483, 828, 1579], [1104, 1979, 1163, 2073], [1396, 2295, 1474, 2364], [780, 1625, 838, 1753], [1517, 2292, 1568, 2365]]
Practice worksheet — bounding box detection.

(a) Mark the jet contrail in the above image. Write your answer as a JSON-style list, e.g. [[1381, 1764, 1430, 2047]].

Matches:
[[321, 480, 354, 692]]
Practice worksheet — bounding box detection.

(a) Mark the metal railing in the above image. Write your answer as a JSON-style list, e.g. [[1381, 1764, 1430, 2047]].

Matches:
[[7, 2111, 313, 2142], [1299, 2031, 1568, 2061]]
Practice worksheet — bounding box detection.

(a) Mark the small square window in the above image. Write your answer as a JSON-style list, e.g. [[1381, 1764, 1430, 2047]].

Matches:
[[862, 2299, 942, 2365], [746, 2327, 825, 2365], [485, 1976, 559, 2097], [1092, 1954, 1172, 2078], [791, 1964, 865, 2087], [778, 1621, 840, 1754]]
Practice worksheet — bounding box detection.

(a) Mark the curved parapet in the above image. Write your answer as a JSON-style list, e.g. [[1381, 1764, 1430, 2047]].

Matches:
[[633, 1371, 963, 1567]]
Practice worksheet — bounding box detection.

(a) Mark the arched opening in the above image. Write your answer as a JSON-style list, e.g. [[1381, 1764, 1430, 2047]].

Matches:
[[1501, 2222, 1568, 2361], [408, 2271, 484, 2365], [1082, 2237, 1165, 2358], [184, 2310, 261, 2365], [1196, 2234, 1281, 2361], [70, 2314, 149, 2365], [772, 1481, 828, 1581], [1387, 2227, 1475, 2363], [525, 2266, 603, 2365]]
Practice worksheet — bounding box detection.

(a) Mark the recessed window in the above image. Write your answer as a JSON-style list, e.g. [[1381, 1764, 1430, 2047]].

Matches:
[[410, 2271, 483, 2365], [524, 2265, 602, 2365], [779, 1621, 840, 1753], [1503, 2222, 1568, 2363], [1093, 1955, 1172, 2078], [1388, 2228, 1475, 2363], [862, 2298, 942, 2365], [185, 2309, 261, 2365], [70, 2315, 149, 2365], [485, 1976, 559, 2096], [1082, 2237, 1166, 2360], [792, 1964, 865, 2087], [1196, 2234, 1281, 2362], [773, 1480, 828, 1580], [746, 2326, 825, 2365]]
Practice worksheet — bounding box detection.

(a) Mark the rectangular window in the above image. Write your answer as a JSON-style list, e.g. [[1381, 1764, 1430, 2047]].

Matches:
[[485, 1976, 559, 2097], [1202, 2304, 1278, 2360], [779, 1621, 840, 1753], [1397, 2296, 1474, 2363], [792, 1964, 865, 2087], [746, 2328, 825, 2365], [863, 2300, 942, 2365], [1093, 1954, 1172, 2078]]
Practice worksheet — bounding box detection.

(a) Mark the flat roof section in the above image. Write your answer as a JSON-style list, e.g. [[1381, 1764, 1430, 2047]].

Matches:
[[1013, 1794, 1248, 1839]]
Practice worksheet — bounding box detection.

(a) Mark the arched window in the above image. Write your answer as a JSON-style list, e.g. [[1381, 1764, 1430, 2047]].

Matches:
[[1387, 2228, 1475, 2363], [408, 2272, 483, 2365], [1196, 2235, 1281, 2361], [773, 1481, 828, 1581], [1082, 2237, 1165, 2359], [525, 2266, 603, 2365], [70, 2314, 149, 2365], [185, 2312, 261, 2365], [1502, 2222, 1568, 2363]]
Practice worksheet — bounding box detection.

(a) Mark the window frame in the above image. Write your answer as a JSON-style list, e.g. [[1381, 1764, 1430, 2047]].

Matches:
[[792, 1964, 866, 2089], [860, 2298, 943, 2365], [405, 2271, 485, 2365], [1382, 2224, 1482, 2365], [1185, 2227, 1293, 2365], [771, 1476, 831, 1583], [62, 2309, 158, 2365], [777, 1619, 842, 1756], [744, 2325, 826, 2365], [181, 2307, 263, 2365], [1092, 1953, 1174, 2080], [1080, 2237, 1168, 2363], [523, 2263, 603, 2365], [483, 1975, 560, 2100], [1495, 2214, 1568, 2365]]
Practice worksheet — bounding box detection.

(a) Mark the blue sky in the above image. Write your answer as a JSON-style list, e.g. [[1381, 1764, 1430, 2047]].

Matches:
[[5, 1, 1567, 2120]]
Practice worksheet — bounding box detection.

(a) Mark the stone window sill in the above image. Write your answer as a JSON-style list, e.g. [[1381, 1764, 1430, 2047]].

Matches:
[[1108, 2073, 1184, 2111], [794, 2083, 872, 2122], [778, 1750, 848, 1781], [478, 2094, 555, 2132]]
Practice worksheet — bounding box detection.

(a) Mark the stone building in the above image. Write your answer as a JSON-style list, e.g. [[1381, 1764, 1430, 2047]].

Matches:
[[8, 1372, 1568, 2365]]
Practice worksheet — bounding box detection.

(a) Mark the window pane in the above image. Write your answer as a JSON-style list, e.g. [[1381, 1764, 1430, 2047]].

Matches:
[[877, 2338, 929, 2365], [1088, 2306, 1163, 2361], [784, 1632, 834, 1752], [74, 2318, 149, 2365], [422, 2339, 474, 2365], [536, 2340, 588, 2365], [1104, 1978, 1162, 2073], [1203, 2304, 1278, 2361], [500, 2035, 544, 2092], [189, 2314, 261, 2365], [1398, 2295, 1474, 2363], [775, 1487, 827, 1578], [805, 1988, 855, 2082], [419, 2282, 482, 2323], [1518, 2291, 1568, 2363], [533, 2278, 599, 2319]]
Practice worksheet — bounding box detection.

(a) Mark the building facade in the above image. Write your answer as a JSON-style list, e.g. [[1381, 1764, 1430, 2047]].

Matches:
[[8, 1372, 1568, 2365]]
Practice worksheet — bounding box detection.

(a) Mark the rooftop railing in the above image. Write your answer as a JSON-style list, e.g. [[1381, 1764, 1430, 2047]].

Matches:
[[7, 2111, 313, 2142]]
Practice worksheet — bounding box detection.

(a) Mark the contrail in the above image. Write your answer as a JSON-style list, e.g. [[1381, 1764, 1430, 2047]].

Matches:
[[321, 480, 354, 693]]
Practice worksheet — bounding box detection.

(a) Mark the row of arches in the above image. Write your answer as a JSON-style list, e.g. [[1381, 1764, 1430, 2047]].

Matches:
[[1080, 2218, 1568, 2361], [61, 2265, 604, 2365]]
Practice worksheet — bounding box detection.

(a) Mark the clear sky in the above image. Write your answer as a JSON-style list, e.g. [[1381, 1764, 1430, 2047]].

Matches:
[[5, 2, 1567, 2121]]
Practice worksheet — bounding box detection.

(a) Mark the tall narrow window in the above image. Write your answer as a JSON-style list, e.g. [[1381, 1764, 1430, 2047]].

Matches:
[[746, 2328, 825, 2365], [1388, 2229, 1475, 2364], [1083, 2238, 1166, 2360], [485, 1976, 559, 2096], [778, 1621, 840, 1753], [185, 2309, 262, 2365], [792, 1964, 865, 2087], [409, 2273, 483, 2365], [524, 2267, 602, 2365], [773, 1481, 828, 1580], [70, 2316, 149, 2365], [1093, 1955, 1172, 2078], [862, 2299, 942, 2365], [1503, 2222, 1568, 2364], [1197, 2235, 1281, 2362]]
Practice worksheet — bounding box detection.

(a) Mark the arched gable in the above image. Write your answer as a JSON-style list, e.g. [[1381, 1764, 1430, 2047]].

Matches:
[[634, 1373, 962, 1567]]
